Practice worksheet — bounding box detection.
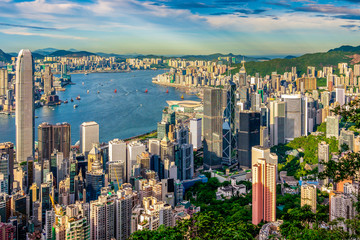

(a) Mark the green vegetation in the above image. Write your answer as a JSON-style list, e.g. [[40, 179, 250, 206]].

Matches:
[[231, 50, 358, 76], [317, 77, 327, 87], [150, 63, 169, 69], [271, 133, 338, 179]]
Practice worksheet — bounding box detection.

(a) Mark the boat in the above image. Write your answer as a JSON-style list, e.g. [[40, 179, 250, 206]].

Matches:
[[114, 89, 117, 93], [70, 98, 74, 102], [87, 90, 89, 94], [181, 95, 184, 100], [97, 91, 100, 94], [64, 100, 68, 104], [145, 89, 148, 93], [82, 82, 84, 85], [84, 72, 88, 75], [166, 89, 169, 93], [73, 104, 78, 109], [35, 116, 39, 119], [76, 95, 81, 100]]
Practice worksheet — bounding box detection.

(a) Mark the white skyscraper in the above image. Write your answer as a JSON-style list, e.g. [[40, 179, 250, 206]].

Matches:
[[80, 121, 99, 156], [15, 49, 34, 163], [109, 139, 126, 162], [127, 141, 145, 182], [190, 118, 202, 150]]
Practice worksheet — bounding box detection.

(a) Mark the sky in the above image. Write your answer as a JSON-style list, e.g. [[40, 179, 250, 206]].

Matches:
[[1, 0, 360, 56]]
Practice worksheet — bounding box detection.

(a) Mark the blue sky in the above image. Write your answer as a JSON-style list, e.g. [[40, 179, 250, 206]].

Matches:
[[1, 0, 360, 55]]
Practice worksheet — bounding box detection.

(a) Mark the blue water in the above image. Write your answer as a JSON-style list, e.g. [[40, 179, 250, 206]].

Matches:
[[0, 70, 198, 144]]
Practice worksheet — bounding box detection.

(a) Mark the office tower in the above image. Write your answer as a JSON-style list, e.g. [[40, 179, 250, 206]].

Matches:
[[108, 161, 126, 186], [149, 139, 160, 156], [69, 159, 77, 200], [190, 118, 202, 150], [80, 121, 99, 156], [160, 136, 175, 161], [0, 155, 9, 194], [15, 49, 34, 163], [177, 144, 194, 180], [252, 158, 276, 225], [43, 66, 53, 95], [86, 159, 104, 202], [87, 143, 102, 172], [40, 182, 52, 227], [269, 101, 285, 146], [0, 69, 8, 96], [0, 193, 10, 223], [42, 160, 50, 183], [281, 95, 305, 140], [203, 88, 223, 169], [115, 189, 133, 240], [175, 123, 189, 145], [260, 126, 269, 148], [162, 108, 176, 125], [222, 81, 237, 166], [157, 121, 169, 140], [127, 141, 146, 182], [250, 93, 262, 111], [237, 111, 260, 168], [90, 195, 115, 239], [335, 85, 345, 106], [301, 184, 317, 213], [109, 139, 126, 162], [238, 59, 247, 87], [38, 122, 71, 162], [0, 143, 14, 193], [260, 106, 269, 127], [326, 116, 339, 139], [339, 128, 355, 151]]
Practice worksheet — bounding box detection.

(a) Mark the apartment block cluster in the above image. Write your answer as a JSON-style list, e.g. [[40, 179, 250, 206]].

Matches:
[[126, 58, 163, 70]]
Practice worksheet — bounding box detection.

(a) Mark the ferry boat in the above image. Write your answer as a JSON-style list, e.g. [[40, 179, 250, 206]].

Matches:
[[73, 104, 78, 109], [76, 95, 81, 100], [145, 89, 148, 93]]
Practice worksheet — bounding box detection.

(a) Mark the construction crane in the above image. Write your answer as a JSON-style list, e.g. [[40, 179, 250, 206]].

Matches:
[[114, 167, 122, 191], [49, 194, 63, 215]]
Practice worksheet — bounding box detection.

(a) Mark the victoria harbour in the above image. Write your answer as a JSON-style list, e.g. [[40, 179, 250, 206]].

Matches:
[[0, 70, 198, 144]]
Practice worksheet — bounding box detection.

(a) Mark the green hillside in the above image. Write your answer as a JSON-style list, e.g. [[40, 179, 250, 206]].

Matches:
[[48, 50, 96, 57], [0, 49, 12, 63], [231, 48, 358, 76]]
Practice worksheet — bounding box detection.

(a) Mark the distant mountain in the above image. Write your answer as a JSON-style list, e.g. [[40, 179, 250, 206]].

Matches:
[[284, 55, 297, 59], [231, 45, 360, 76], [328, 45, 360, 52], [178, 53, 264, 62], [48, 50, 96, 57], [33, 48, 60, 55], [0, 49, 12, 63]]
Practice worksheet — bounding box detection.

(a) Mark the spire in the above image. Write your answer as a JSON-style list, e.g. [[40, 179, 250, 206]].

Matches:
[[240, 56, 246, 73]]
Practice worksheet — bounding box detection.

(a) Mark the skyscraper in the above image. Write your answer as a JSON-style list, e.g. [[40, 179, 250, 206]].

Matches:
[[189, 118, 202, 150], [269, 101, 285, 146], [252, 158, 276, 225], [90, 195, 115, 239], [281, 95, 304, 141], [318, 141, 329, 186], [237, 111, 260, 168], [86, 159, 104, 202], [335, 85, 345, 106], [301, 184, 317, 213], [127, 141, 145, 182], [80, 121, 99, 157], [203, 88, 223, 169], [0, 143, 14, 193], [38, 122, 71, 162], [43, 66, 53, 95], [0, 69, 8, 96], [339, 128, 355, 151], [15, 49, 34, 163]]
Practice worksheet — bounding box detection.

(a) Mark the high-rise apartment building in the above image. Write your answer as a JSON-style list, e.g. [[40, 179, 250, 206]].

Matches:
[[15, 49, 34, 163], [339, 128, 355, 151], [80, 121, 99, 156], [115, 189, 133, 240], [326, 116, 339, 139], [301, 184, 317, 213], [43, 66, 53, 95], [90, 195, 115, 239], [318, 141, 329, 185], [252, 158, 277, 225], [0, 143, 14, 193], [335, 85, 345, 106], [237, 111, 260, 168]]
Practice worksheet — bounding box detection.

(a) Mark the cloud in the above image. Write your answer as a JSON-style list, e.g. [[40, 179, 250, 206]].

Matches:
[[264, 1, 291, 7], [295, 4, 360, 15], [0, 28, 87, 40], [0, 22, 57, 30], [340, 24, 358, 28], [234, 9, 267, 14]]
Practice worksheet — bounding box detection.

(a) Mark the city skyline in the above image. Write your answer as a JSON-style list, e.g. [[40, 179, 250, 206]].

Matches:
[[1, 0, 360, 55]]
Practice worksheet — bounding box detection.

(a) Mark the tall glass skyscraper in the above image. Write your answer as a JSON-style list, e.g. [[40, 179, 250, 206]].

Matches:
[[15, 49, 34, 163]]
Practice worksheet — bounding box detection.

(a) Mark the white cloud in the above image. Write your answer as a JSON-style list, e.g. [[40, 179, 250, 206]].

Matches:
[[0, 28, 87, 40]]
